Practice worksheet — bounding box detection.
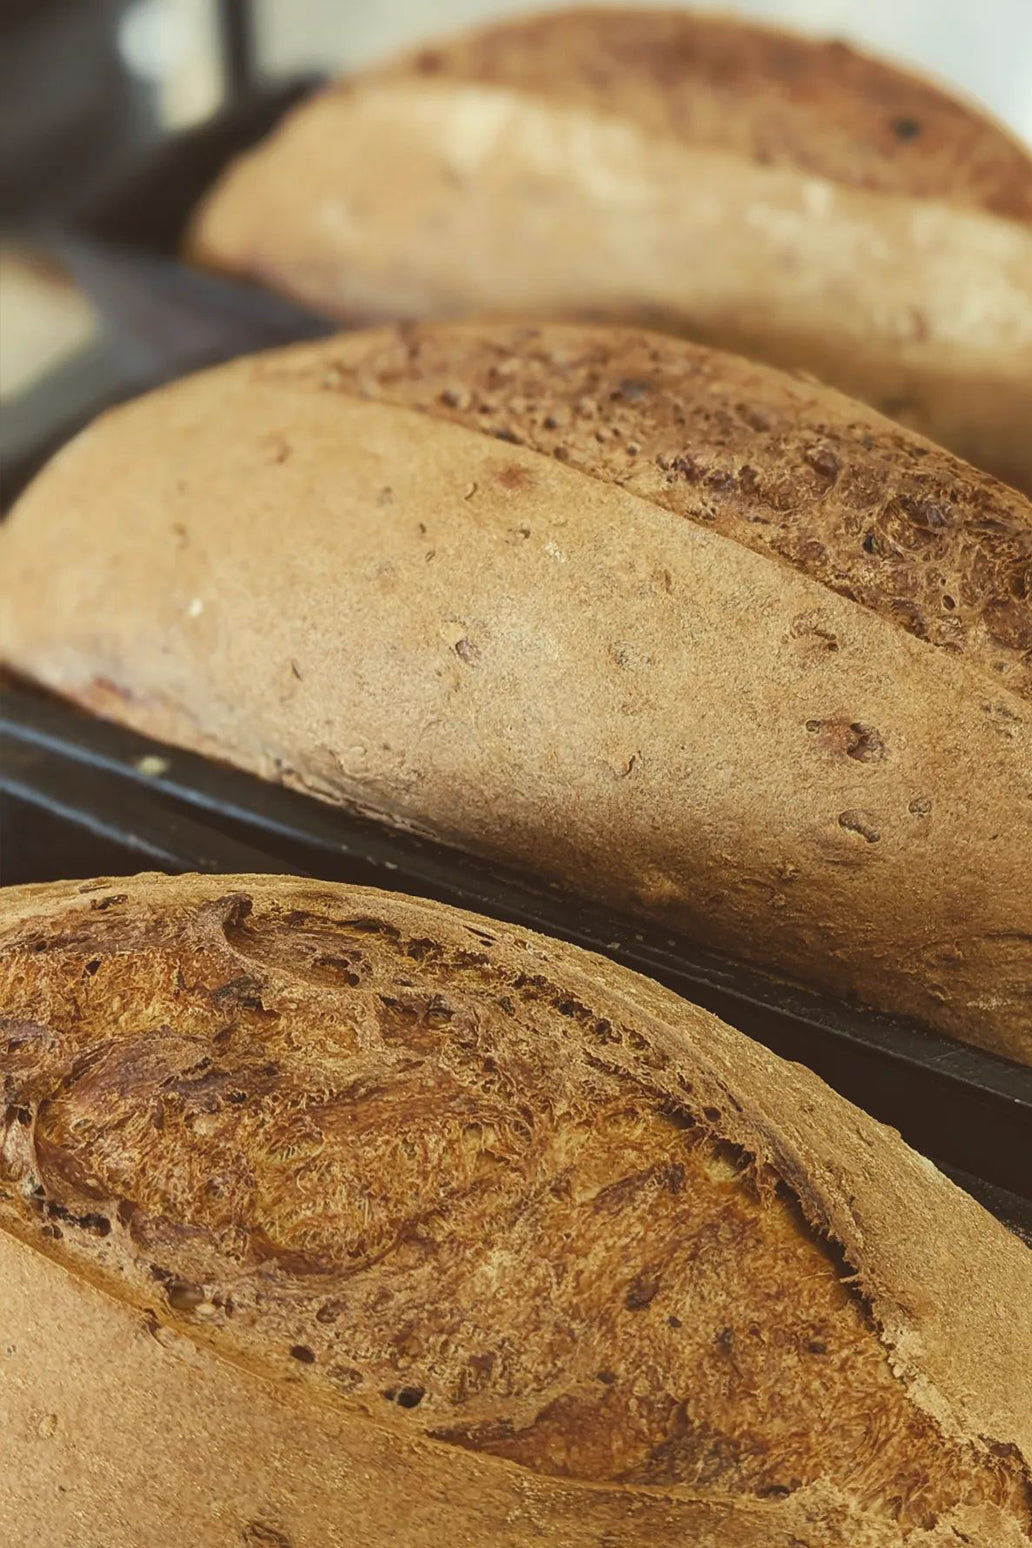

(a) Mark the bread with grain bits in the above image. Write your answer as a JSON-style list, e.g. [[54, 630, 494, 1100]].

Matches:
[[186, 7, 1032, 490], [1, 872, 1031, 1546], [1, 322, 1029, 1058]]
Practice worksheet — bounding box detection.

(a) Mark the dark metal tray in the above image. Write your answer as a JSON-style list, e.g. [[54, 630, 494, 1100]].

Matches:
[[59, 79, 337, 380], [3, 678, 1030, 1241], [1, 83, 337, 514]]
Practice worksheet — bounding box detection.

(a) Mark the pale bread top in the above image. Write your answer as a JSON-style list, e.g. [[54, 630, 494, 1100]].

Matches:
[[1, 872, 1030, 1545]]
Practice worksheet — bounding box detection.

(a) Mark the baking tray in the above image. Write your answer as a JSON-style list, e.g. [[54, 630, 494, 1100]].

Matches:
[[1, 82, 341, 515], [3, 677, 1030, 1242]]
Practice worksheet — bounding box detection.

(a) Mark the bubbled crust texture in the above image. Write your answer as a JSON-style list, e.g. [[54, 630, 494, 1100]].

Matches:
[[1, 874, 1031, 1548], [386, 7, 1032, 220], [314, 322, 1032, 699]]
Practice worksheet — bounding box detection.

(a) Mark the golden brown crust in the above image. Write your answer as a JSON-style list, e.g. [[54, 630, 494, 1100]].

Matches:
[[3, 1230, 1021, 1548], [2, 872, 1031, 1545], [386, 8, 1032, 221], [313, 321, 1032, 699]]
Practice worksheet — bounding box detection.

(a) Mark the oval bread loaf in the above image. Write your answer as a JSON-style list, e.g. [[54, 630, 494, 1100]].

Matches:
[[186, 7, 1032, 490], [1, 322, 1029, 1058], [1, 872, 1031, 1547]]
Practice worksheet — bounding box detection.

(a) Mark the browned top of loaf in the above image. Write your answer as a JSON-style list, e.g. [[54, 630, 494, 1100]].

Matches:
[[1, 874, 1030, 1536], [381, 7, 1032, 221], [278, 322, 1032, 699]]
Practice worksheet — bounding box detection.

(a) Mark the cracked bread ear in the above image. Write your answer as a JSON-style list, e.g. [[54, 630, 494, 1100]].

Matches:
[[0, 323, 1029, 1057], [185, 8, 1032, 489], [0, 872, 1030, 1547]]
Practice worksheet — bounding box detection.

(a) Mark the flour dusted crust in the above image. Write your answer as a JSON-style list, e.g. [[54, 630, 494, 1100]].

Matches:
[[0, 324, 1029, 1057], [185, 8, 1032, 488], [1, 873, 1030, 1546]]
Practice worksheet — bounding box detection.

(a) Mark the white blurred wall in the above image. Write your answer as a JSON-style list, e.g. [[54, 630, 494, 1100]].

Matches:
[[254, 0, 1032, 144]]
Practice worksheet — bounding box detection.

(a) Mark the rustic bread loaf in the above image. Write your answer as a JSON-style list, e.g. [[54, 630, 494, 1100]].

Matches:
[[185, 7, 1032, 490], [1, 322, 1030, 1058], [1, 872, 1030, 1547]]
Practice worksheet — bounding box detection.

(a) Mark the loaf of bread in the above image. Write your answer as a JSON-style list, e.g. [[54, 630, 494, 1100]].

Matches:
[[2, 322, 1030, 1058], [1, 871, 1030, 1546], [185, 7, 1032, 491]]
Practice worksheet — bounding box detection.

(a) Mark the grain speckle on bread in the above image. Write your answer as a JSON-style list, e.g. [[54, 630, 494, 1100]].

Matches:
[[1, 873, 1031, 1546], [186, 7, 1032, 487], [301, 322, 1032, 697], [1, 323, 1029, 1060]]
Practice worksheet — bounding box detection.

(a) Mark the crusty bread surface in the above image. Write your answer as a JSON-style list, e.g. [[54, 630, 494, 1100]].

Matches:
[[186, 7, 1032, 489], [1, 872, 1030, 1546], [0, 323, 1029, 1058]]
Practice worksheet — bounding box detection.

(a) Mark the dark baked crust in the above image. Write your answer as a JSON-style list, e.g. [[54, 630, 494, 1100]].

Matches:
[[2, 873, 1031, 1542], [278, 322, 1032, 700], [386, 8, 1032, 221]]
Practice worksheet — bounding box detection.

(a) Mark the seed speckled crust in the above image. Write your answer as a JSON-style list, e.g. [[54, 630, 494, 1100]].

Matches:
[[308, 323, 1032, 699], [0, 325, 1030, 1060]]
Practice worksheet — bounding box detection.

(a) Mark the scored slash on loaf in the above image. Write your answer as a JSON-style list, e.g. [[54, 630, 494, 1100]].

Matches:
[[1, 873, 1030, 1545]]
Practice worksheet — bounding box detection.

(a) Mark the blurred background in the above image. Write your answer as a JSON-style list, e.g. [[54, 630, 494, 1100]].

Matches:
[[2, 0, 1031, 489]]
